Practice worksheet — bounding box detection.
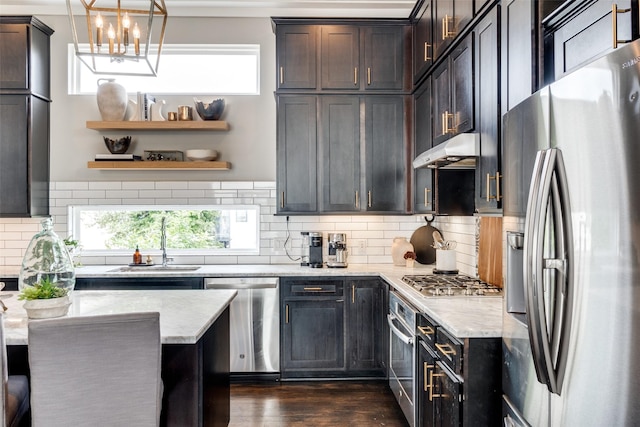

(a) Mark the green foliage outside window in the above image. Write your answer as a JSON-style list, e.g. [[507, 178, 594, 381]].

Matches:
[[86, 210, 223, 250]]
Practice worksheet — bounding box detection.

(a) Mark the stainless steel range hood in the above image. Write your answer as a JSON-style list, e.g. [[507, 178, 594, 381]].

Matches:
[[413, 133, 479, 169]]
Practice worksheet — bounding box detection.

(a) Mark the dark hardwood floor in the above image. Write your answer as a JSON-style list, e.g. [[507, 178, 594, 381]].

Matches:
[[229, 380, 410, 427]]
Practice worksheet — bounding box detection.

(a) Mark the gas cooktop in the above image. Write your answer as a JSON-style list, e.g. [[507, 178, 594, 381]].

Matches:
[[401, 274, 503, 297]]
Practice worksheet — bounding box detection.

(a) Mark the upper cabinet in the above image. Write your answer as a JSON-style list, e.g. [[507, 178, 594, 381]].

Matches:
[[0, 16, 51, 98], [434, 0, 474, 59], [276, 25, 318, 90], [542, 0, 640, 84], [432, 33, 474, 146], [0, 16, 53, 218], [414, 0, 435, 83], [274, 19, 409, 94]]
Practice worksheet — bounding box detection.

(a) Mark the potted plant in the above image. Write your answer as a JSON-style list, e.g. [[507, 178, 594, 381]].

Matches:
[[18, 277, 71, 319], [404, 251, 417, 268]]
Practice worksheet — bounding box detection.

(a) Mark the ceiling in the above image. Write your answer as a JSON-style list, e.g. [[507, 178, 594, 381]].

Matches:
[[1, 0, 417, 18]]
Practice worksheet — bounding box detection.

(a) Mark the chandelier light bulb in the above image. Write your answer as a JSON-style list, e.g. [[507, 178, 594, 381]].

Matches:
[[122, 12, 130, 46], [133, 22, 141, 55], [107, 23, 115, 54], [95, 13, 103, 47]]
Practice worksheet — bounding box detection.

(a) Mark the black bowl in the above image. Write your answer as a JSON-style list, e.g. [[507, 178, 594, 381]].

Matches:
[[103, 136, 132, 154], [194, 98, 225, 121]]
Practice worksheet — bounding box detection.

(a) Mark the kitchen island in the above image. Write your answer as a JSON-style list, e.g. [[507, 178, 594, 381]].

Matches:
[[2, 289, 236, 427]]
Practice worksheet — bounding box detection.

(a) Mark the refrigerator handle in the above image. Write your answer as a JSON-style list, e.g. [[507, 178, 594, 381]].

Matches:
[[524, 148, 574, 396], [523, 150, 552, 388]]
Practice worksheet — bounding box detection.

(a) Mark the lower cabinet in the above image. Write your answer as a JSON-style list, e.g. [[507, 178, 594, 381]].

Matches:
[[75, 277, 204, 290], [280, 277, 388, 378], [416, 313, 501, 427], [0, 277, 18, 291]]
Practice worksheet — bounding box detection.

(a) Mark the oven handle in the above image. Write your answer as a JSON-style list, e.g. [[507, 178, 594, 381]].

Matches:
[[387, 313, 414, 345]]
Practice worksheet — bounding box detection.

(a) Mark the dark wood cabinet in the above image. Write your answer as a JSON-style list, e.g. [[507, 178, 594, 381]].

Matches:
[[320, 96, 360, 212], [362, 26, 405, 91], [435, 0, 474, 60], [74, 277, 203, 290], [346, 279, 388, 374], [280, 278, 345, 376], [417, 341, 439, 427], [0, 17, 52, 218], [280, 277, 387, 378], [276, 25, 318, 90], [0, 277, 18, 291], [413, 77, 435, 213], [321, 25, 360, 90], [414, 0, 435, 83], [276, 95, 318, 214], [474, 5, 501, 213], [364, 96, 407, 213], [543, 0, 639, 84], [433, 33, 474, 146]]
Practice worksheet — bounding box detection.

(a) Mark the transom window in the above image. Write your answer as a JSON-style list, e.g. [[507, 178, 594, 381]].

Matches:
[[68, 44, 260, 95], [69, 205, 260, 256]]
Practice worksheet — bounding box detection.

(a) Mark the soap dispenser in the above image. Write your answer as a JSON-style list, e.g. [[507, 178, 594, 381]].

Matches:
[[133, 245, 142, 265]]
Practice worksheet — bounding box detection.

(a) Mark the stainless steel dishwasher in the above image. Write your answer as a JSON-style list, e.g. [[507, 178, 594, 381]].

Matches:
[[205, 277, 279, 376]]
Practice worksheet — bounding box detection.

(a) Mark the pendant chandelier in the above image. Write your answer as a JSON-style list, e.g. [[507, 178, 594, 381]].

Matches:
[[66, 0, 168, 76]]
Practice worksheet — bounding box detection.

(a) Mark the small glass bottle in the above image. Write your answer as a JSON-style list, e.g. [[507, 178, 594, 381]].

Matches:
[[133, 245, 142, 264]]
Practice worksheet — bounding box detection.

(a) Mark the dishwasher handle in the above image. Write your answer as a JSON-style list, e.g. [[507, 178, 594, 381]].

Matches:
[[387, 313, 414, 345], [205, 277, 279, 290]]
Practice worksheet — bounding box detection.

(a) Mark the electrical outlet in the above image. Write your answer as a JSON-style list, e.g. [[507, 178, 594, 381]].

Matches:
[[351, 239, 367, 255], [272, 238, 285, 254]]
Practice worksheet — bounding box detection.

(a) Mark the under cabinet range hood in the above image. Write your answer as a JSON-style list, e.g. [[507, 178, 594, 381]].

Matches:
[[413, 133, 479, 169]]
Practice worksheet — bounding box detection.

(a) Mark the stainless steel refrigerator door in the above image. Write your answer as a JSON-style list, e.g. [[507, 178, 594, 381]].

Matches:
[[544, 39, 640, 425]]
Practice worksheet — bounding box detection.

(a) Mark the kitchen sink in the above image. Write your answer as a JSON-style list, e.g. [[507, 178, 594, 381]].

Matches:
[[109, 265, 202, 272]]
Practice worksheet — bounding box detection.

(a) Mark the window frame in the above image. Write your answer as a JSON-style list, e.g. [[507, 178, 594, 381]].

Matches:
[[68, 43, 261, 95], [68, 204, 261, 257]]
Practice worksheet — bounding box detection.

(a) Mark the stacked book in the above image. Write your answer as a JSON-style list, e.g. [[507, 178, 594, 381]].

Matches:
[[94, 154, 142, 161]]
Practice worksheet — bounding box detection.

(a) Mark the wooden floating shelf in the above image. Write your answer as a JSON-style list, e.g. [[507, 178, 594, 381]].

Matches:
[[87, 161, 232, 170], [86, 121, 230, 131]]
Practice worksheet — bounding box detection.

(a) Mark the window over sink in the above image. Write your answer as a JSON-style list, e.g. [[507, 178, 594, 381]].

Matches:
[[68, 205, 260, 257]]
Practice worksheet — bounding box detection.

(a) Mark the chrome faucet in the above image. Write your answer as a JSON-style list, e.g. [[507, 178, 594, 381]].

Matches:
[[161, 217, 173, 267]]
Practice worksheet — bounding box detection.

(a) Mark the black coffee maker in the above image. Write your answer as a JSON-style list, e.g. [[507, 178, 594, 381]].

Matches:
[[308, 232, 323, 268]]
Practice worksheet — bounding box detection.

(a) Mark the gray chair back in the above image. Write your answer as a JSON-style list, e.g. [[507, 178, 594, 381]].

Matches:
[[0, 313, 29, 427], [28, 312, 162, 427]]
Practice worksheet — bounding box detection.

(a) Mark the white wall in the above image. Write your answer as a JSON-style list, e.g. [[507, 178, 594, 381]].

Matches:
[[43, 15, 276, 182]]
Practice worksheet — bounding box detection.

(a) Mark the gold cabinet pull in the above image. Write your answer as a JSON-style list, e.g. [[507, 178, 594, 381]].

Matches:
[[304, 287, 323, 291], [417, 325, 435, 336], [367, 191, 372, 208], [486, 172, 503, 202], [424, 42, 431, 61], [354, 67, 358, 85], [435, 342, 456, 357], [424, 188, 431, 207], [285, 304, 289, 323], [280, 191, 285, 208], [429, 370, 446, 400], [442, 111, 455, 135], [352, 285, 355, 303], [442, 15, 456, 40], [612, 4, 631, 49], [279, 66, 284, 84], [424, 362, 434, 391], [367, 67, 371, 85], [355, 191, 359, 208]]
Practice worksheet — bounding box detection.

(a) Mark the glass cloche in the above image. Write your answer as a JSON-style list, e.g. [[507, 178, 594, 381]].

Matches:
[[18, 218, 76, 294]]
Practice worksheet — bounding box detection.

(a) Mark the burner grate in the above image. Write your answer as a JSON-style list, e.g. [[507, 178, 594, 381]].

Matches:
[[401, 274, 503, 297]]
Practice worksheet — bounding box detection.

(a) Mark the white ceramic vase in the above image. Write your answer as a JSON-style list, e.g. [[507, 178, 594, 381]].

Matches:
[[96, 78, 128, 121], [391, 237, 414, 266]]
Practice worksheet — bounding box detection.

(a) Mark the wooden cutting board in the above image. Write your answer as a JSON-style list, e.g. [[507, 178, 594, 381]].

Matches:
[[478, 217, 503, 287]]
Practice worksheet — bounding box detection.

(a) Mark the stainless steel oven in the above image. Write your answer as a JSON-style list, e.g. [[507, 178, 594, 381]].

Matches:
[[388, 291, 417, 427]]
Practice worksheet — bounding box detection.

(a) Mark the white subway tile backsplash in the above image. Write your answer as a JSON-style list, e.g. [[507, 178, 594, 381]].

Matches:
[[0, 180, 479, 272]]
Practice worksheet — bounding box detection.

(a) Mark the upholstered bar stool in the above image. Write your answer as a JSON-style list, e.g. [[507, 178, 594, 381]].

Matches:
[[27, 312, 163, 427], [0, 313, 29, 427]]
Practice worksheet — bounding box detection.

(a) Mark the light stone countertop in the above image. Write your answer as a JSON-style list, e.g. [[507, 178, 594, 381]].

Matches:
[[1, 289, 237, 346], [2, 263, 503, 339]]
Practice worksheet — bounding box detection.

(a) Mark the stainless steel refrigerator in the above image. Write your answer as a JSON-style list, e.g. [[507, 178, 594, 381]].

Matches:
[[502, 39, 640, 426]]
